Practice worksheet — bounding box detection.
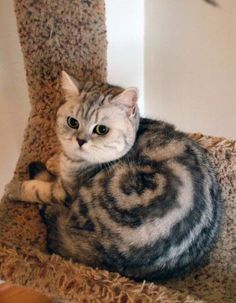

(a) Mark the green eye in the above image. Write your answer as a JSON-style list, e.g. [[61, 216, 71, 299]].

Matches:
[[93, 125, 109, 135], [67, 116, 79, 129]]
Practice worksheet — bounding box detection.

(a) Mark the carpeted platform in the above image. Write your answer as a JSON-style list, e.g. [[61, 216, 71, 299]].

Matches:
[[0, 1, 235, 302]]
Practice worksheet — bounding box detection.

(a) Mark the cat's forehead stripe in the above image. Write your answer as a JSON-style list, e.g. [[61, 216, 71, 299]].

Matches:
[[75, 83, 125, 123], [82, 82, 124, 97], [95, 109, 99, 124], [87, 107, 97, 121], [74, 104, 82, 118], [83, 95, 103, 120]]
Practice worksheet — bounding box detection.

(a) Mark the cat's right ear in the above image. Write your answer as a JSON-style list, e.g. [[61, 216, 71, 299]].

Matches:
[[61, 71, 80, 101]]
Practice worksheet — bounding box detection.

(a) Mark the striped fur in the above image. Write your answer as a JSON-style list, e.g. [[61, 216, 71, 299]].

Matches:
[[9, 72, 222, 281]]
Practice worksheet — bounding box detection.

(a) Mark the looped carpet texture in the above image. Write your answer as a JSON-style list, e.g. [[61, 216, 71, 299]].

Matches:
[[0, 1, 235, 302]]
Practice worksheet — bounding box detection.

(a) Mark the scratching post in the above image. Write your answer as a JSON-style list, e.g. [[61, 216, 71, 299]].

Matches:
[[0, 1, 235, 302]]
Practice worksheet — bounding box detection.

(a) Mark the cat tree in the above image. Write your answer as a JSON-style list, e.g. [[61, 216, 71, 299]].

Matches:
[[0, 0, 235, 302]]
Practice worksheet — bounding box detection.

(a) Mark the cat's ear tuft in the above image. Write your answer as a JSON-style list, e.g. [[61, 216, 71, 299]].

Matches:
[[61, 71, 80, 100], [112, 87, 138, 116]]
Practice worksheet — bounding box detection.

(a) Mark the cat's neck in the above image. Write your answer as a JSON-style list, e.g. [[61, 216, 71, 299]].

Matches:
[[59, 152, 92, 185], [60, 151, 91, 171]]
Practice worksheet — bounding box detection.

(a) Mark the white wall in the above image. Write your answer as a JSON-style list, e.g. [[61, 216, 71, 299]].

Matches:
[[106, 0, 144, 113], [145, 0, 236, 139], [0, 0, 30, 196]]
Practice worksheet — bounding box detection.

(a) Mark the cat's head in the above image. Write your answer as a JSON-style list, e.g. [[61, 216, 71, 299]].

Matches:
[[56, 71, 140, 164]]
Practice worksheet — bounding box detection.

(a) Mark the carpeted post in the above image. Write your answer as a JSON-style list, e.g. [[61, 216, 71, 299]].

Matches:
[[13, 0, 107, 179]]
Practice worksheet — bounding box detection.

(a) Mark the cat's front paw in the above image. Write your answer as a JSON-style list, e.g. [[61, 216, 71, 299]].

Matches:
[[4, 181, 23, 201], [46, 153, 60, 176]]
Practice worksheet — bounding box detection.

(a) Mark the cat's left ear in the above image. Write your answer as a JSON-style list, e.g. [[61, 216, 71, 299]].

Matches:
[[61, 71, 80, 101], [112, 87, 138, 117]]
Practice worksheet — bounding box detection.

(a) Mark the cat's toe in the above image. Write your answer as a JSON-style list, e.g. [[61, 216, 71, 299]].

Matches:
[[28, 161, 47, 179]]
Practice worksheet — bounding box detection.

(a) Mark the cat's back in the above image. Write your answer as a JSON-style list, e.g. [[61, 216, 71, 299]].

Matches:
[[133, 118, 218, 188], [135, 118, 199, 161], [71, 118, 222, 280]]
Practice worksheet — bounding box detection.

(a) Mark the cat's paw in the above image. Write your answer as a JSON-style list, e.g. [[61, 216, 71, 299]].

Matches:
[[4, 181, 23, 201], [28, 161, 47, 179], [46, 153, 60, 176]]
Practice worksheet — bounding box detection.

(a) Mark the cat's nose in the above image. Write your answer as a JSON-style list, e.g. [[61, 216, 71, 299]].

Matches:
[[77, 138, 87, 147]]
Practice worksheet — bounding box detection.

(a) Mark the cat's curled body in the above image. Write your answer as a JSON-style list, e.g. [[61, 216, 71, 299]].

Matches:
[[7, 72, 222, 281]]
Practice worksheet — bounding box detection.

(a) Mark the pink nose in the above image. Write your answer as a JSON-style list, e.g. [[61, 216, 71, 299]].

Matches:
[[77, 138, 86, 147]]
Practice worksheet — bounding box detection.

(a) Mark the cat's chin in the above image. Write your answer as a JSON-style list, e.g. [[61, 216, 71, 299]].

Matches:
[[82, 151, 128, 165], [61, 146, 86, 163]]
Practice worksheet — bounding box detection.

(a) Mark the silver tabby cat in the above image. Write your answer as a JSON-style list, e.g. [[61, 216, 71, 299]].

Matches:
[[7, 71, 222, 281]]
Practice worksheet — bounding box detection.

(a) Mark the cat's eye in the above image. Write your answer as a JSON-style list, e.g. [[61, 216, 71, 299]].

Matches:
[[67, 116, 79, 129], [93, 125, 109, 135]]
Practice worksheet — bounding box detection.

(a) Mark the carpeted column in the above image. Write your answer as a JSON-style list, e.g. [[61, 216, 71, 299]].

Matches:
[[14, 0, 107, 179]]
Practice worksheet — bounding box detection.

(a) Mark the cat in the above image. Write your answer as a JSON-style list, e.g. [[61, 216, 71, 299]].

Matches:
[[6, 71, 222, 281]]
